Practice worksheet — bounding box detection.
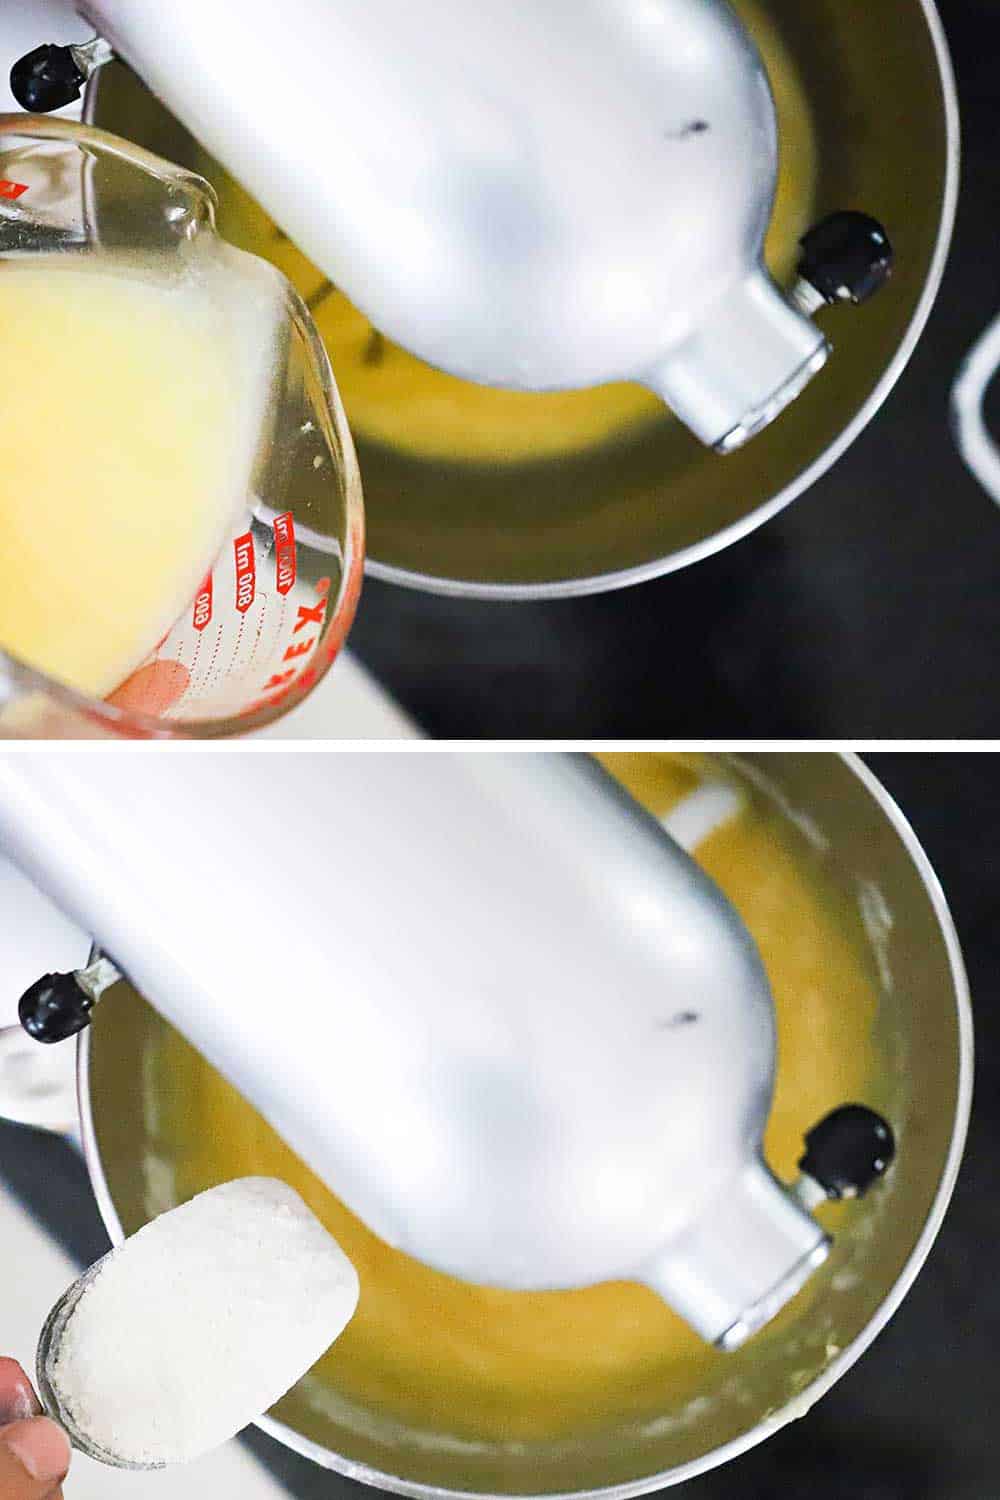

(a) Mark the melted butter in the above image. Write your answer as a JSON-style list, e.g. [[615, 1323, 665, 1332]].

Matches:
[[0, 252, 278, 700]]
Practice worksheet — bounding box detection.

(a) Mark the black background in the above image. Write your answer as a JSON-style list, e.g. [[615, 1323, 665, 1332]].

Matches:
[[347, 0, 1000, 740], [1, 753, 995, 1499]]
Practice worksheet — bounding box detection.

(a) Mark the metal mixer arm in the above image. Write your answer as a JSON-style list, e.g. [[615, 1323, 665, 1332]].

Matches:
[[0, 750, 829, 1345]]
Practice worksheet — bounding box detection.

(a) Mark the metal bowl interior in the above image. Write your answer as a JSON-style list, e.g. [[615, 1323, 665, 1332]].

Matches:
[[87, 1, 958, 598], [78, 754, 971, 1497]]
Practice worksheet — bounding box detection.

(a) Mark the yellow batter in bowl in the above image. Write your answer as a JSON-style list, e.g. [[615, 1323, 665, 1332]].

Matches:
[[146, 754, 879, 1447]]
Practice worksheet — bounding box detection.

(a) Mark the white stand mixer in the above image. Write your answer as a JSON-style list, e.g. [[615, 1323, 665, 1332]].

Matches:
[[10, 0, 892, 451], [0, 753, 893, 1350]]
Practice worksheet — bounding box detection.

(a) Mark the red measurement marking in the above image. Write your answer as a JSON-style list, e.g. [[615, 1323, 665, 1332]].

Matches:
[[316, 521, 363, 670], [234, 533, 256, 614], [0, 180, 28, 201], [294, 599, 324, 632], [283, 635, 315, 662], [193, 572, 213, 631], [273, 511, 297, 595], [243, 578, 330, 715]]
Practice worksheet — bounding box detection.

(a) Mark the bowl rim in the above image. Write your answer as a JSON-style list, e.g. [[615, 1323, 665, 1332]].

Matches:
[[75, 749, 974, 1497], [362, 0, 961, 599]]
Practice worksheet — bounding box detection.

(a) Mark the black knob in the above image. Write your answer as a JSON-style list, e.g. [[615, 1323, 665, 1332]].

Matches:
[[799, 1104, 895, 1200], [798, 211, 894, 306], [18, 972, 95, 1043], [10, 44, 86, 113]]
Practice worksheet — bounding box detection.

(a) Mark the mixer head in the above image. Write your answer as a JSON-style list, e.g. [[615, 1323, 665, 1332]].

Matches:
[[11, 1, 892, 451]]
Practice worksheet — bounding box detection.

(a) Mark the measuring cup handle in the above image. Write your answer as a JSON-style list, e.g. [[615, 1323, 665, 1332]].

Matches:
[[950, 308, 1000, 505], [0, 1025, 80, 1139]]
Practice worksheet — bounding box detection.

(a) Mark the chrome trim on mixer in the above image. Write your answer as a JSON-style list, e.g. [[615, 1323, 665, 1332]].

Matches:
[[716, 1238, 831, 1352]]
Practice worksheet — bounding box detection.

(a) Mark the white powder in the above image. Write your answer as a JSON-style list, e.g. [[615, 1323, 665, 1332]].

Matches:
[[47, 1178, 359, 1466]]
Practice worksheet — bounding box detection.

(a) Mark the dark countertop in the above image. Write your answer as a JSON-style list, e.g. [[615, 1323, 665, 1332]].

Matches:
[[347, 0, 1000, 739], [0, 753, 993, 1499]]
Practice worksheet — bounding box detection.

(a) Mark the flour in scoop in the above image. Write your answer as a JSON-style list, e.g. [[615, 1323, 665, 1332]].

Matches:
[[46, 1177, 359, 1466]]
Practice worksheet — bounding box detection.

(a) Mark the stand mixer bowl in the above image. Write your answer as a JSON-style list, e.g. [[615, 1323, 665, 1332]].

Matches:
[[68, 753, 969, 1496], [87, 0, 956, 595], [0, 115, 364, 738]]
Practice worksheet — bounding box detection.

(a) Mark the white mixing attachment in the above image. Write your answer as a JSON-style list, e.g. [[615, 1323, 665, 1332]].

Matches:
[[0, 753, 893, 1349], [11, 0, 892, 450]]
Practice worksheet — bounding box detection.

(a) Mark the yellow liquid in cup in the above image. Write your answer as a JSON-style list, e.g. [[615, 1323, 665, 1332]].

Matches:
[[149, 756, 879, 1445], [203, 0, 817, 465], [0, 253, 279, 700]]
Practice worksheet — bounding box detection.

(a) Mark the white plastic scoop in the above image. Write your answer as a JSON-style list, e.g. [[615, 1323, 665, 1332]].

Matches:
[[1, 752, 832, 1349], [36, 1178, 359, 1469]]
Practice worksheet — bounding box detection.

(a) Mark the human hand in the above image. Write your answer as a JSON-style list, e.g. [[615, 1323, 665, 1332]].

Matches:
[[0, 1360, 70, 1500]]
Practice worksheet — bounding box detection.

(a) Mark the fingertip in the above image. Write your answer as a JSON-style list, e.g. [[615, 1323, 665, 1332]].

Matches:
[[1, 1417, 72, 1486], [0, 1361, 41, 1424]]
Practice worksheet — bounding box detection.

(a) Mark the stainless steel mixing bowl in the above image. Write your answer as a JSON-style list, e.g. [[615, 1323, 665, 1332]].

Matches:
[[73, 752, 971, 1495], [86, 1, 958, 598]]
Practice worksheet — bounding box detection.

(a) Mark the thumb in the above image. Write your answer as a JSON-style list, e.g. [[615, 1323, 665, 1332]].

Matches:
[[0, 1418, 71, 1499]]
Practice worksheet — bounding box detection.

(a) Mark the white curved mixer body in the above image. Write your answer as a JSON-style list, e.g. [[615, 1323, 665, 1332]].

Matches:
[[79, 0, 827, 449], [0, 753, 826, 1347]]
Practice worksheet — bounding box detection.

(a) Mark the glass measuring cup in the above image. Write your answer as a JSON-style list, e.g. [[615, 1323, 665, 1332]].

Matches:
[[0, 115, 364, 739]]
